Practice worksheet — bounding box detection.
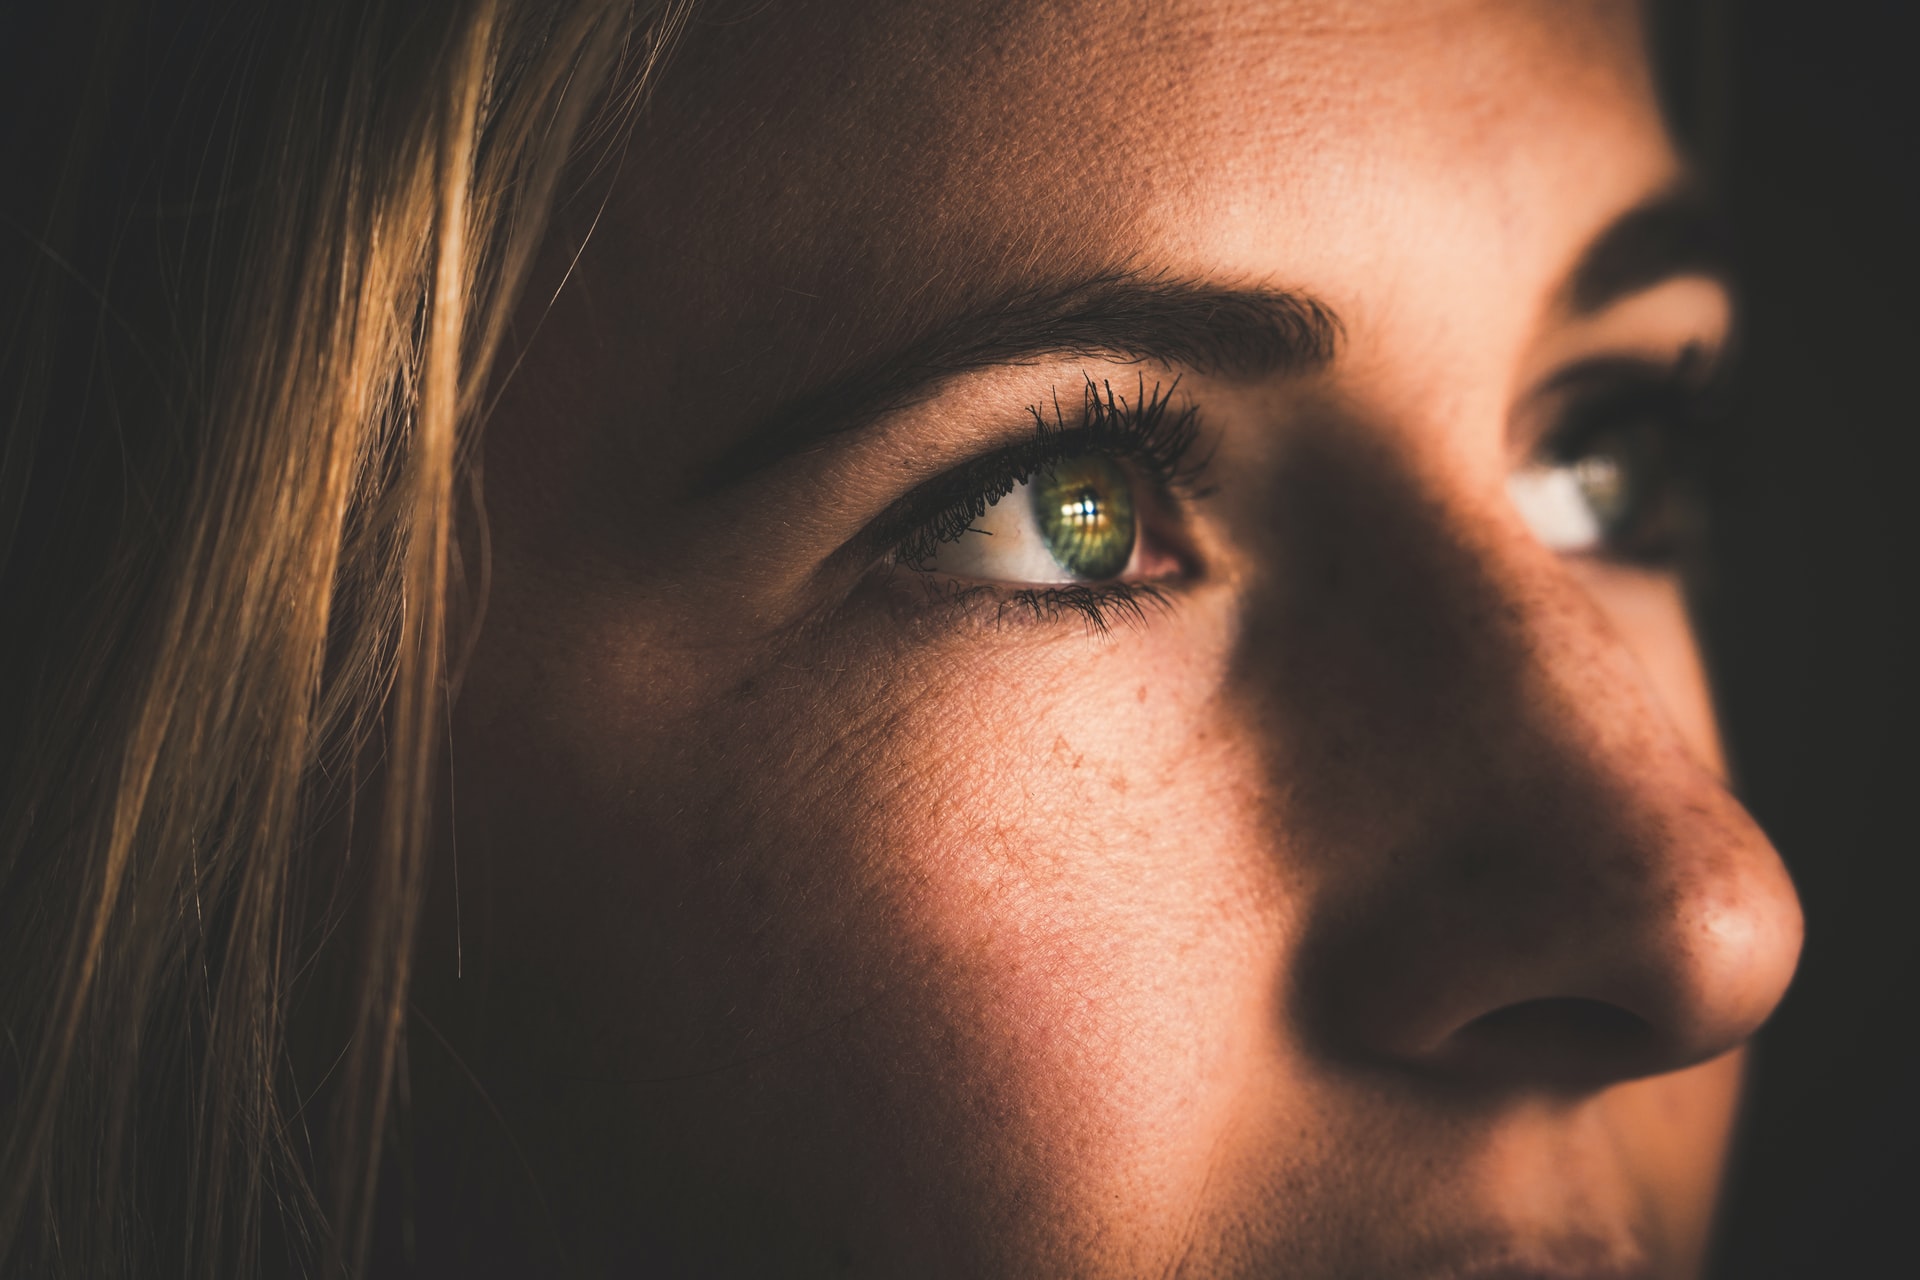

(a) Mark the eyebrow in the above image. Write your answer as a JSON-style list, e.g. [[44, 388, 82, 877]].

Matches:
[[701, 270, 1343, 488], [704, 191, 1728, 489], [1563, 186, 1730, 316]]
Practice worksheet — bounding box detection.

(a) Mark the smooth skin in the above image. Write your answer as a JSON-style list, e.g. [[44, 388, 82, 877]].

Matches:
[[410, 2, 1805, 1276]]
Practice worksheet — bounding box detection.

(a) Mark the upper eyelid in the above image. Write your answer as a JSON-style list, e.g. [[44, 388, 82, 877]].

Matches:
[[1521, 274, 1734, 412], [1539, 343, 1727, 398], [1510, 346, 1727, 464]]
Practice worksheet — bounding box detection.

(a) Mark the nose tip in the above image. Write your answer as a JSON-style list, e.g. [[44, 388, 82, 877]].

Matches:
[[1628, 842, 1804, 1068], [1300, 743, 1805, 1090], [1447, 842, 1803, 1088]]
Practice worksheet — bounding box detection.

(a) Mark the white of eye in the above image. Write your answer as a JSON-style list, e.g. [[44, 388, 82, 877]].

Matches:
[[918, 477, 1082, 584], [1507, 457, 1624, 554]]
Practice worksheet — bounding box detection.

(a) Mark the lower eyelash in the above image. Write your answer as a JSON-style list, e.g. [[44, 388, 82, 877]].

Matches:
[[897, 572, 1172, 635], [1002, 583, 1173, 634]]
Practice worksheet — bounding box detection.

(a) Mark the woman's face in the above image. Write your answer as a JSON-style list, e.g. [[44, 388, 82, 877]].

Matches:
[[436, 0, 1804, 1275]]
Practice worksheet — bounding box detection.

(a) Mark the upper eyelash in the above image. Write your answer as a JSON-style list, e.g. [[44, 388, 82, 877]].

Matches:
[[886, 373, 1205, 570], [1537, 344, 1726, 463]]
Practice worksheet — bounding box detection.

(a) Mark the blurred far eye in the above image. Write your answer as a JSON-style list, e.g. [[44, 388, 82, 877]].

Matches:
[[1507, 421, 1678, 561], [922, 455, 1139, 584], [1508, 452, 1626, 554]]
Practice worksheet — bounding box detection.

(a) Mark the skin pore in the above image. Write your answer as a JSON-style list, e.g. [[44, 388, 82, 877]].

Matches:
[[409, 1, 1804, 1276]]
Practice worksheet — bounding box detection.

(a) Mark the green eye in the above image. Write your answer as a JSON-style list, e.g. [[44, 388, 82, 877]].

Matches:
[[1571, 448, 1631, 535], [1031, 456, 1136, 579], [1510, 418, 1683, 561]]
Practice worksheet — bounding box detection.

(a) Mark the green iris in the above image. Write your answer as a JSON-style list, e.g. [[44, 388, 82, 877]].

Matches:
[[1571, 450, 1630, 535], [1030, 455, 1136, 579]]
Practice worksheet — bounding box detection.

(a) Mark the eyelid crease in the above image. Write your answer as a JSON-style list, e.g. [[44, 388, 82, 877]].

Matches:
[[1513, 342, 1728, 467]]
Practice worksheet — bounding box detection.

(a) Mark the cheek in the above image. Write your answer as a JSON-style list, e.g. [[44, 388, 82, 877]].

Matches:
[[461, 594, 1287, 1261], [796, 638, 1291, 1262]]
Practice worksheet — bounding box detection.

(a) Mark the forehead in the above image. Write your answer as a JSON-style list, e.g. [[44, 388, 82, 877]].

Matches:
[[654, 3, 1658, 252], [557, 0, 1674, 447]]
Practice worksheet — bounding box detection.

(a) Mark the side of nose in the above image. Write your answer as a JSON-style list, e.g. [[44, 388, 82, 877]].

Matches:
[[1255, 438, 1803, 1089]]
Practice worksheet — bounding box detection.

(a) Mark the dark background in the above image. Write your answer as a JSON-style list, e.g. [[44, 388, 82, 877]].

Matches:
[[1675, 0, 1919, 1275]]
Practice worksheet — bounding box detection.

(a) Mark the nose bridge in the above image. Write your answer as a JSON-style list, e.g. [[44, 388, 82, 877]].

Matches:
[[1242, 427, 1803, 1083]]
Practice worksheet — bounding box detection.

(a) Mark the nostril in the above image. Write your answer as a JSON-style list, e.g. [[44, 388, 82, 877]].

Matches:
[[1443, 998, 1660, 1089], [1467, 997, 1649, 1047]]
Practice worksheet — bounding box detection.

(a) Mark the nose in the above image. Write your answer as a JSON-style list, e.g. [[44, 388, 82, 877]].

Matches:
[[1258, 436, 1803, 1089]]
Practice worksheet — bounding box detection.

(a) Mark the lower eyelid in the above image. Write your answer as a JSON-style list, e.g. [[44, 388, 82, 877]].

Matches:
[[939, 579, 1175, 633], [1002, 582, 1174, 632]]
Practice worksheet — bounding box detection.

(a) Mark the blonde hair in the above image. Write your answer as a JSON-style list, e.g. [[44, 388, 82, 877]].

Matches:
[[0, 2, 692, 1272]]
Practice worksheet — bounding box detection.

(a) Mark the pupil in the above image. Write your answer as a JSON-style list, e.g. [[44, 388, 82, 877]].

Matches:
[[1031, 456, 1136, 580]]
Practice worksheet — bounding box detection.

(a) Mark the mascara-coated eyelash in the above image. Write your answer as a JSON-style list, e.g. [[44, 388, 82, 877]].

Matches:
[[884, 373, 1203, 572]]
